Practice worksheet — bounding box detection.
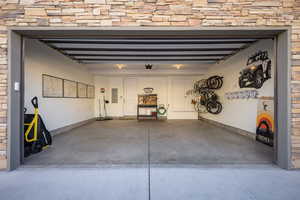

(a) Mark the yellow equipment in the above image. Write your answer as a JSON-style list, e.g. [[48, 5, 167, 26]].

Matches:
[[24, 97, 52, 157]]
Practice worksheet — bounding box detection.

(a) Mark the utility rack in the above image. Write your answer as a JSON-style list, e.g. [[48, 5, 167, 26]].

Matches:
[[137, 94, 158, 120]]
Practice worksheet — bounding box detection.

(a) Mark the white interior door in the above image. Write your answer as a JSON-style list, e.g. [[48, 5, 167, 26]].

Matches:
[[171, 79, 186, 111], [124, 77, 138, 115], [171, 78, 195, 112], [107, 77, 124, 117]]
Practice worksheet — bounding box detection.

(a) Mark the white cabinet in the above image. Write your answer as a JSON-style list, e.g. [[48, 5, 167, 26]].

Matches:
[[171, 78, 194, 112]]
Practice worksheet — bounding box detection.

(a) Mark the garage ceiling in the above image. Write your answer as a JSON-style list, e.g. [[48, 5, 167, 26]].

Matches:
[[39, 38, 259, 64]]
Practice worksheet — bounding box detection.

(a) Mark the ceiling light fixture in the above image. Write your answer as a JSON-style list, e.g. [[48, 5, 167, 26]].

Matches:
[[116, 64, 125, 69], [174, 64, 183, 69], [145, 64, 153, 70]]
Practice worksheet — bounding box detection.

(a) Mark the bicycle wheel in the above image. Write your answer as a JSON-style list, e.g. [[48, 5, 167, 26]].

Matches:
[[206, 101, 222, 114], [207, 76, 223, 89]]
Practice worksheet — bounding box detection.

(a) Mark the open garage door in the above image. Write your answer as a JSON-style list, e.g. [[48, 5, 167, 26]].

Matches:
[[8, 28, 290, 170]]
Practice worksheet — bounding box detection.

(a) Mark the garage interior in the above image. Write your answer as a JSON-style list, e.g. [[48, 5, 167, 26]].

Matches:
[[20, 30, 276, 166]]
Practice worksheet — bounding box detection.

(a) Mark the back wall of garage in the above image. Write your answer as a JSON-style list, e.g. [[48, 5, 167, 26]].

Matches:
[[94, 75, 201, 119]]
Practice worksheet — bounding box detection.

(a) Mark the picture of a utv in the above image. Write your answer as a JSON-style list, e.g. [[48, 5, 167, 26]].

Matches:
[[239, 50, 271, 89]]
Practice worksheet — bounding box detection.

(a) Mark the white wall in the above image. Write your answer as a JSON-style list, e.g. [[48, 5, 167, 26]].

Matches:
[[87, 63, 209, 76], [167, 76, 200, 119], [93, 75, 201, 119], [24, 39, 95, 131], [201, 39, 275, 134], [137, 76, 168, 106]]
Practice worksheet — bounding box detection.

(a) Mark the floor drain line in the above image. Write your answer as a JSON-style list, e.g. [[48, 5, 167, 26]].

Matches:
[[147, 128, 151, 200]]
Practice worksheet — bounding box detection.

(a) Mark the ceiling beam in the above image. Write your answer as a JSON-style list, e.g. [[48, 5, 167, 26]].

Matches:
[[69, 54, 230, 57], [81, 60, 217, 64], [41, 39, 256, 45], [59, 48, 240, 51], [50, 43, 245, 49], [41, 38, 257, 41], [74, 56, 224, 60], [78, 58, 220, 62], [64, 50, 234, 55]]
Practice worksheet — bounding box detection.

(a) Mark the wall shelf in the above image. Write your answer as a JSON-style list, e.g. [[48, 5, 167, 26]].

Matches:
[[137, 94, 158, 120]]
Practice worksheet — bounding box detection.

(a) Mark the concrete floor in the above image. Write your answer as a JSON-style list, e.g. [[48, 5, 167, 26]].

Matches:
[[24, 120, 273, 166]]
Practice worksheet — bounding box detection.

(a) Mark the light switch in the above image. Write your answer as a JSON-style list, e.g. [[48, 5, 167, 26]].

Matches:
[[14, 82, 20, 91]]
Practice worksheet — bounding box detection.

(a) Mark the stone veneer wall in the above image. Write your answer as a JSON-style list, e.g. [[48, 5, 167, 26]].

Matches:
[[0, 0, 299, 169]]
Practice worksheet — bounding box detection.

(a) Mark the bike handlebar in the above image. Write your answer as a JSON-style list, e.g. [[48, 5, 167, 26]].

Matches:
[[31, 96, 38, 108]]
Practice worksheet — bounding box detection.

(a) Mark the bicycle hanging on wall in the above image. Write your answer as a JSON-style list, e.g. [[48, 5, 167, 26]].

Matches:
[[187, 75, 223, 115]]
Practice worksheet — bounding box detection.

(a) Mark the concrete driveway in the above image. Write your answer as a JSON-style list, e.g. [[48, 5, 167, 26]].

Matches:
[[4, 120, 296, 199], [1, 165, 300, 200]]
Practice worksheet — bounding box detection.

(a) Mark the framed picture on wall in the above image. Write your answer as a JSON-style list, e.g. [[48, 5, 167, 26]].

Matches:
[[87, 85, 95, 99], [77, 82, 87, 98], [42, 74, 63, 98], [63, 79, 77, 98]]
